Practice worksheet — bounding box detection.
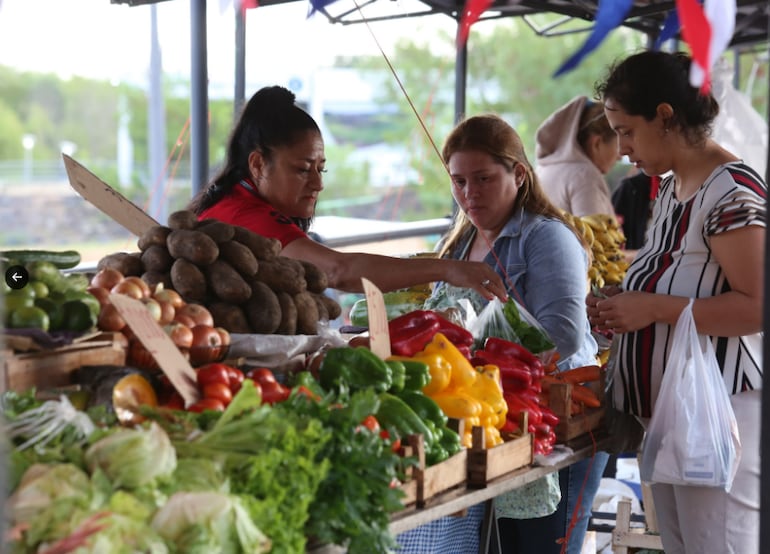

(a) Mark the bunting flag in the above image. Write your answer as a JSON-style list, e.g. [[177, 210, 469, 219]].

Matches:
[[307, 0, 340, 17], [680, 0, 736, 92], [653, 10, 680, 50], [553, 0, 634, 77], [457, 0, 494, 47]]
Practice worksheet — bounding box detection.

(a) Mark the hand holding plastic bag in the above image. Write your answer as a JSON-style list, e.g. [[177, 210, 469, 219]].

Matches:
[[640, 299, 741, 490]]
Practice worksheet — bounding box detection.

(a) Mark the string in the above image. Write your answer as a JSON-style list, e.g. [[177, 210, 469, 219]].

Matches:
[[143, 116, 191, 215]]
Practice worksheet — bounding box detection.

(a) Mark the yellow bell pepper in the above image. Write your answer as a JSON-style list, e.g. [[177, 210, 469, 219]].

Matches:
[[421, 332, 478, 389], [430, 388, 483, 419], [468, 365, 508, 429], [405, 352, 452, 395]]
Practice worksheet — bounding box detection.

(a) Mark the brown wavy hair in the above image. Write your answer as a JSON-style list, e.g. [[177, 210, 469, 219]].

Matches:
[[438, 114, 588, 258]]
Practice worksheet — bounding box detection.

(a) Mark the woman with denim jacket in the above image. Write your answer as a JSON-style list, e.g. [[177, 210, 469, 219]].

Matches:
[[418, 114, 605, 553]]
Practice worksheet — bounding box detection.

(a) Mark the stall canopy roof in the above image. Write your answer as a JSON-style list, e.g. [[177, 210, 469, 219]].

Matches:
[[114, 0, 770, 48]]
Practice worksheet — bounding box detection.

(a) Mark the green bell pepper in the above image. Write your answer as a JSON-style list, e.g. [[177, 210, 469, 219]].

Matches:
[[318, 346, 393, 393]]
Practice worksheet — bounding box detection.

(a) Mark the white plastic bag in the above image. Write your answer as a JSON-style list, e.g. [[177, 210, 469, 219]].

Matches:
[[640, 299, 741, 490]]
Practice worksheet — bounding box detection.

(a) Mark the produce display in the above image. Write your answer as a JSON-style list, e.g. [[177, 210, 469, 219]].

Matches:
[[2, 273, 606, 553], [95, 210, 341, 336], [562, 212, 629, 288]]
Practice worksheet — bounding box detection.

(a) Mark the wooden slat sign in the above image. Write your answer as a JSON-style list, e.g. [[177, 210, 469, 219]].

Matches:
[[110, 294, 199, 406], [361, 278, 391, 359]]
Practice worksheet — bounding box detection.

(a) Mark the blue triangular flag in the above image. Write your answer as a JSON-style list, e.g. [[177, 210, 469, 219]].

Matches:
[[554, 0, 635, 77], [653, 9, 680, 50]]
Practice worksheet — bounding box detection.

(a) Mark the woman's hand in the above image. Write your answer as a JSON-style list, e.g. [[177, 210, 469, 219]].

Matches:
[[446, 260, 507, 302], [588, 290, 657, 334]]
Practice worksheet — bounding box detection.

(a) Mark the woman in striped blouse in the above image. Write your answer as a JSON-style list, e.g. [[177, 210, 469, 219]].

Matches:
[[587, 50, 765, 554]]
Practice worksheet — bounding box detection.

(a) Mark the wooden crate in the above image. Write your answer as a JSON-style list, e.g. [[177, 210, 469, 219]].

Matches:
[[397, 433, 468, 508], [1, 333, 126, 393], [549, 380, 605, 443], [467, 426, 534, 488]]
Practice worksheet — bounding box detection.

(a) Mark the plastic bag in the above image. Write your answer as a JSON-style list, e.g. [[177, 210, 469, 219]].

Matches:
[[468, 297, 521, 348], [639, 299, 741, 490]]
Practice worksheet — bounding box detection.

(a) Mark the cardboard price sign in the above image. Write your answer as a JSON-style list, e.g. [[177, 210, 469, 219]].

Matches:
[[110, 294, 199, 406], [361, 278, 391, 359]]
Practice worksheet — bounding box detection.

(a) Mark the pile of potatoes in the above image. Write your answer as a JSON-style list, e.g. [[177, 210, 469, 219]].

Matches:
[[96, 210, 341, 335]]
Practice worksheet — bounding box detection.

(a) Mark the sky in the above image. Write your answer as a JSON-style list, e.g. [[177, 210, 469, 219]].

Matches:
[[0, 0, 454, 92]]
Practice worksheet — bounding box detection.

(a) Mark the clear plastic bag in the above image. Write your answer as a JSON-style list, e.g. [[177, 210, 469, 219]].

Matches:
[[468, 297, 521, 348], [639, 299, 741, 490]]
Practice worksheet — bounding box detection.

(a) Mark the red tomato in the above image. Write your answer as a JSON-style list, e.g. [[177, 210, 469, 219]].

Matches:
[[245, 367, 276, 384], [162, 392, 185, 410], [380, 429, 402, 452], [187, 397, 225, 412], [196, 363, 230, 388], [260, 379, 289, 404], [189, 325, 224, 365], [361, 415, 380, 432], [225, 366, 244, 393], [202, 382, 233, 406]]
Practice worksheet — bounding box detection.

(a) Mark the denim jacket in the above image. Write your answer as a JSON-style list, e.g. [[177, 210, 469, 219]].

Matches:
[[441, 209, 597, 370]]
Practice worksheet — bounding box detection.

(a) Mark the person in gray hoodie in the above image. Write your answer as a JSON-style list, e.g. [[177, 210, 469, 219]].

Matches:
[[535, 95, 620, 216]]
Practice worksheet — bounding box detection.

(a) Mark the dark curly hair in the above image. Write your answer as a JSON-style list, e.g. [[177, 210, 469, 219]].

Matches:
[[188, 85, 320, 231], [594, 50, 719, 146]]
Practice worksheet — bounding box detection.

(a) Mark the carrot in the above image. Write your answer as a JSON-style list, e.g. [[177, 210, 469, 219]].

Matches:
[[570, 383, 602, 408], [555, 364, 602, 384]]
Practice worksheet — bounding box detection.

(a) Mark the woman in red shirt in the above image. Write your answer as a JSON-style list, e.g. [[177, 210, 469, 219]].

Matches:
[[189, 85, 505, 300]]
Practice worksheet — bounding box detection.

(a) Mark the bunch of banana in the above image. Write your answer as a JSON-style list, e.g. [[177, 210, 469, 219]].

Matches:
[[562, 211, 629, 288]]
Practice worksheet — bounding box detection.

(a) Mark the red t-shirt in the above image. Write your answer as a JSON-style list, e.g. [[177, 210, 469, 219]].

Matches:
[[199, 182, 307, 247]]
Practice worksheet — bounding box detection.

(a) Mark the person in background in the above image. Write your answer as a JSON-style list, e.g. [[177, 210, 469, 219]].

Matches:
[[611, 169, 655, 250], [535, 95, 620, 217], [588, 50, 764, 554], [399, 114, 603, 554], [188, 85, 506, 301]]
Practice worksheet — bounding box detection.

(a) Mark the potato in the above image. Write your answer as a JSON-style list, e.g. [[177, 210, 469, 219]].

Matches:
[[232, 226, 281, 260], [300, 260, 329, 293], [218, 240, 259, 277], [141, 244, 173, 273], [205, 260, 252, 303], [312, 293, 329, 323], [170, 258, 207, 301], [195, 219, 236, 244], [253, 257, 306, 294], [275, 291, 298, 335], [137, 225, 171, 252], [319, 294, 342, 320], [97, 252, 144, 277], [166, 229, 219, 266], [141, 271, 171, 292], [294, 291, 320, 335], [208, 302, 252, 334], [167, 210, 199, 230], [245, 281, 281, 334]]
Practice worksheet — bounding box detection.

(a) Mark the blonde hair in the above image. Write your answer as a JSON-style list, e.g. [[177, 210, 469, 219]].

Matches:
[[438, 114, 588, 258]]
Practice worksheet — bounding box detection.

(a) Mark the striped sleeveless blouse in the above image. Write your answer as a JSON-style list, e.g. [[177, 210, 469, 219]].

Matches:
[[614, 162, 766, 418]]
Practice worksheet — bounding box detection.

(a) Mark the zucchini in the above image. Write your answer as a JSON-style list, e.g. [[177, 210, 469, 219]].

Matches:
[[0, 249, 81, 269]]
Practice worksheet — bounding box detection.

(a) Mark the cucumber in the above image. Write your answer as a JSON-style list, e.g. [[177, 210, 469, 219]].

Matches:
[[0, 249, 81, 269]]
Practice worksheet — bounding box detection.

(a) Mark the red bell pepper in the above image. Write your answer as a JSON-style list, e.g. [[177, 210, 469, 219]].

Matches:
[[388, 311, 442, 357], [473, 350, 533, 387], [483, 336, 544, 375]]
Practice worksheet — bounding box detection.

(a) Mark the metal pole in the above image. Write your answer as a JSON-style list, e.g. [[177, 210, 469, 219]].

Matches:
[[190, 0, 209, 197], [149, 4, 168, 223], [454, 25, 468, 124], [234, 1, 246, 119]]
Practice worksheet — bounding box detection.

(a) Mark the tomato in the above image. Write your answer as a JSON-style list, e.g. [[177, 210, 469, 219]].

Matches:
[[162, 391, 185, 410], [187, 397, 225, 412], [202, 382, 233, 406], [196, 363, 230, 387], [225, 366, 244, 393], [245, 367, 276, 384], [361, 415, 380, 432], [260, 379, 290, 404], [380, 429, 401, 452]]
